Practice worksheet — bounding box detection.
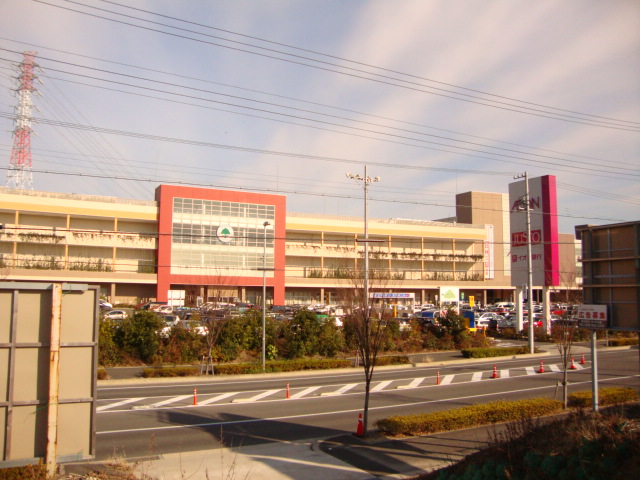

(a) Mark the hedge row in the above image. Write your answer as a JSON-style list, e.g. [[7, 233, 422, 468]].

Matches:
[[375, 398, 563, 436], [461, 346, 536, 358], [374, 355, 411, 366], [142, 366, 200, 378], [608, 337, 638, 347], [568, 387, 639, 408], [214, 358, 353, 375]]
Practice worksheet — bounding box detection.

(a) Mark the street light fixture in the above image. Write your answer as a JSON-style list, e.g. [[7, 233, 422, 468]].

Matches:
[[262, 221, 270, 373]]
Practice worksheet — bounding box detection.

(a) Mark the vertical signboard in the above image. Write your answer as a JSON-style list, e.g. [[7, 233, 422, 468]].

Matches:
[[509, 175, 560, 287], [484, 225, 495, 280], [0, 282, 98, 469]]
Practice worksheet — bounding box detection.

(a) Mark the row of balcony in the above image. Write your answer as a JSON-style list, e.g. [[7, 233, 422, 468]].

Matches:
[[0, 255, 156, 274], [0, 229, 157, 249], [285, 244, 483, 262], [288, 266, 484, 282]]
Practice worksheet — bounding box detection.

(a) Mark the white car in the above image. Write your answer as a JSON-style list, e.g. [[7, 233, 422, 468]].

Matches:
[[103, 309, 128, 321]]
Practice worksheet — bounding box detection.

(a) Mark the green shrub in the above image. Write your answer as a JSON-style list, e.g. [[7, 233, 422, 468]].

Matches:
[[141, 366, 200, 378], [375, 398, 564, 436], [97, 367, 109, 380], [461, 346, 536, 358], [568, 387, 639, 408], [115, 311, 164, 363]]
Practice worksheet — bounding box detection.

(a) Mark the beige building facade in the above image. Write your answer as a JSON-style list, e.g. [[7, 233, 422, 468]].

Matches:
[[0, 186, 579, 307]]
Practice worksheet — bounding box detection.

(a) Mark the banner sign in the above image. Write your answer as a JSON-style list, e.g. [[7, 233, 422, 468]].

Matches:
[[576, 304, 609, 329]]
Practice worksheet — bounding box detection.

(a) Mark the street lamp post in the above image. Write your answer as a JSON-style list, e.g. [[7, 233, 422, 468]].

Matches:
[[346, 166, 380, 309], [262, 221, 270, 373]]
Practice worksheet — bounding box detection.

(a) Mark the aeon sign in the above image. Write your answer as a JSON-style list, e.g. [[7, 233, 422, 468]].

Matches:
[[508, 175, 560, 287]]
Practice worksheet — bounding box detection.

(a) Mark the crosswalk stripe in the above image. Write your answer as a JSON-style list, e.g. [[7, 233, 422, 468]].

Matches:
[[289, 386, 322, 399], [549, 364, 561, 372], [97, 397, 145, 412], [150, 394, 192, 407], [396, 377, 425, 389], [471, 372, 483, 382], [321, 383, 358, 396], [198, 392, 236, 405], [500, 369, 510, 378], [232, 389, 280, 403], [371, 380, 393, 392], [525, 366, 536, 375], [439, 374, 454, 385]]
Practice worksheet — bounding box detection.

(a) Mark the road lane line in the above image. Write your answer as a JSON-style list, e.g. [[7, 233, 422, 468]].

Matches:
[[289, 386, 322, 399], [97, 397, 145, 412], [371, 380, 393, 392], [396, 377, 425, 389]]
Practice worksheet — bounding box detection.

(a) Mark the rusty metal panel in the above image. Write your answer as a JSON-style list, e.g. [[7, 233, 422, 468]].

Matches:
[[0, 282, 98, 468]]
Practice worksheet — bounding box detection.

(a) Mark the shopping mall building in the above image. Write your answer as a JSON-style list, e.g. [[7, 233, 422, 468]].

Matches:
[[0, 185, 580, 308]]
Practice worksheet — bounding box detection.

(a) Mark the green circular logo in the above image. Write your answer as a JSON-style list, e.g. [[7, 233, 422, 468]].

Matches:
[[216, 225, 234, 243]]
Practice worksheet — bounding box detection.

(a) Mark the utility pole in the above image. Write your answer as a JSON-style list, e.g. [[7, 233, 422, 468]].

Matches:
[[514, 172, 535, 354]]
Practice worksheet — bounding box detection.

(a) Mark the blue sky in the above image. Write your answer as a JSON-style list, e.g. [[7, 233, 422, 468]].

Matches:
[[0, 0, 638, 233]]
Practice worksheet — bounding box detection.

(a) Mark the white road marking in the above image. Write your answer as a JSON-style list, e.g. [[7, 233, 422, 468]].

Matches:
[[321, 383, 358, 396], [97, 397, 145, 412], [525, 367, 536, 375], [197, 392, 236, 405], [371, 380, 393, 392], [232, 389, 280, 403], [396, 377, 425, 389], [471, 372, 483, 382], [439, 375, 454, 385], [289, 386, 322, 399], [500, 369, 510, 378], [549, 364, 561, 372], [150, 394, 192, 408]]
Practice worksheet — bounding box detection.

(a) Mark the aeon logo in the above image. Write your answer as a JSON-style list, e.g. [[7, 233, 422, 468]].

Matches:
[[510, 196, 540, 212]]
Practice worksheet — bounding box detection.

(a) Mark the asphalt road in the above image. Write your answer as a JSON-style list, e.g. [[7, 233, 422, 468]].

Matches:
[[95, 348, 640, 460]]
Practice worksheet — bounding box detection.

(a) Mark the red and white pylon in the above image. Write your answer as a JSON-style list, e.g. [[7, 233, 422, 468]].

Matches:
[[491, 364, 499, 379], [436, 371, 441, 385], [580, 353, 586, 365], [537, 361, 545, 374], [285, 383, 290, 399], [570, 357, 577, 370], [193, 388, 198, 405]]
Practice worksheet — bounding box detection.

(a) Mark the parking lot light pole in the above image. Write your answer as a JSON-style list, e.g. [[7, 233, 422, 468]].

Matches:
[[262, 221, 270, 373]]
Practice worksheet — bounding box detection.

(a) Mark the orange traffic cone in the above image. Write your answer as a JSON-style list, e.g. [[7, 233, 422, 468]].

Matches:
[[538, 361, 545, 374], [193, 388, 198, 405], [491, 364, 499, 379], [436, 371, 441, 385], [355, 413, 364, 436], [570, 357, 577, 370], [580, 353, 586, 365], [285, 383, 290, 399]]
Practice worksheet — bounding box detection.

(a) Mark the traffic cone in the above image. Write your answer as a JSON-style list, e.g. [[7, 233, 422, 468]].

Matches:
[[285, 383, 290, 399], [580, 353, 586, 365], [491, 364, 499, 379], [355, 413, 364, 436], [538, 361, 545, 374], [193, 388, 198, 405], [570, 357, 577, 370], [436, 371, 441, 385]]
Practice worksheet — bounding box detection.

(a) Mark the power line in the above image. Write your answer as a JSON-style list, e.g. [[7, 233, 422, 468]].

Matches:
[[33, 0, 640, 132]]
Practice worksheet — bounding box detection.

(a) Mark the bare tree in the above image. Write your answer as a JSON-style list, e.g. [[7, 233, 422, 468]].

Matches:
[[341, 267, 393, 436]]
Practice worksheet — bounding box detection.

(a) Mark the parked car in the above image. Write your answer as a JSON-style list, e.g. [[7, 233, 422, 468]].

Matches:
[[99, 299, 112, 311], [103, 309, 128, 321]]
